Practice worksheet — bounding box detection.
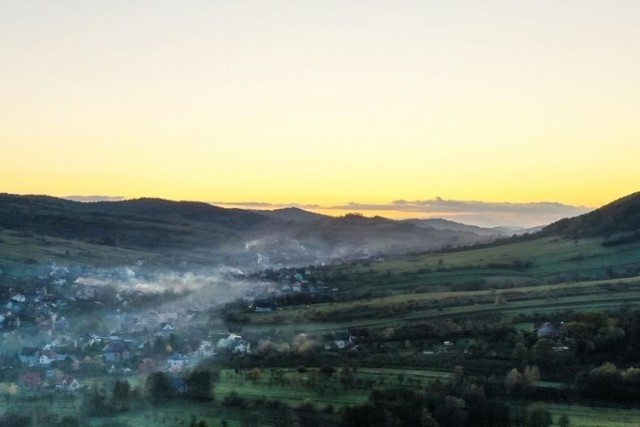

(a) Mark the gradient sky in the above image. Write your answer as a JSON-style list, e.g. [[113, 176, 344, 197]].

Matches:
[[2, 1, 639, 223]]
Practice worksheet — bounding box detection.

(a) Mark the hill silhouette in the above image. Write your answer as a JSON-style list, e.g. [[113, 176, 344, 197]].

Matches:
[[542, 192, 640, 238], [0, 193, 497, 268]]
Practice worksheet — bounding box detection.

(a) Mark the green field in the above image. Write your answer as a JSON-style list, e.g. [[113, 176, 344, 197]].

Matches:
[[337, 236, 640, 293], [545, 403, 640, 426]]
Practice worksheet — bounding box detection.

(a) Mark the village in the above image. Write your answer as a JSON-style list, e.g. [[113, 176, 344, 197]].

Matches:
[[0, 262, 354, 399]]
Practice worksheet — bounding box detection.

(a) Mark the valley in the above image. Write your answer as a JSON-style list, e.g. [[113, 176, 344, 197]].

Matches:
[[0, 193, 639, 426]]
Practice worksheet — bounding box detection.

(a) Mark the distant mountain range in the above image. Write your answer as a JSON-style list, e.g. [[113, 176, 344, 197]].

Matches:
[[1, 191, 637, 270], [0, 194, 503, 269]]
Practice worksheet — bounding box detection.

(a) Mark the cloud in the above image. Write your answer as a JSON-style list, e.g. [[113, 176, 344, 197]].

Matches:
[[332, 198, 589, 215], [214, 198, 592, 228], [328, 198, 592, 228], [212, 201, 322, 209], [65, 195, 125, 202]]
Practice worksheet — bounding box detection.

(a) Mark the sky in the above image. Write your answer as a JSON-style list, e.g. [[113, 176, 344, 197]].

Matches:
[[2, 1, 639, 226]]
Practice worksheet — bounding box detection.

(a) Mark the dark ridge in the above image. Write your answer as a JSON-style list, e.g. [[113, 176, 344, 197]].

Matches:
[[81, 197, 269, 230], [0, 194, 263, 248], [542, 191, 640, 238], [254, 207, 329, 223]]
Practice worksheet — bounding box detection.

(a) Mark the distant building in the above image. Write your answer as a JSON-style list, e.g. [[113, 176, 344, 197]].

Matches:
[[254, 300, 276, 313], [167, 354, 189, 372], [535, 322, 559, 338], [39, 351, 56, 366], [19, 347, 40, 366], [55, 374, 80, 391], [103, 342, 132, 363]]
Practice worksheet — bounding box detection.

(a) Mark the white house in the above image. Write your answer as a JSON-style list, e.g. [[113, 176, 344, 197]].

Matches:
[[194, 340, 216, 358], [56, 374, 80, 391], [167, 354, 189, 372], [39, 353, 56, 366]]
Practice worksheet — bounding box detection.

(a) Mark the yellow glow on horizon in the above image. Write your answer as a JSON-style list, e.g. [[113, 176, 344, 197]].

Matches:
[[1, 1, 639, 212]]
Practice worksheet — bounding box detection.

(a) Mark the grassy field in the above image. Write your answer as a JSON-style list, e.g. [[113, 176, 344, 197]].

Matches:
[[241, 275, 640, 338], [353, 237, 633, 275], [234, 235, 640, 340], [0, 367, 455, 426], [336, 236, 640, 294], [0, 229, 157, 269], [544, 403, 640, 426], [213, 367, 450, 407]]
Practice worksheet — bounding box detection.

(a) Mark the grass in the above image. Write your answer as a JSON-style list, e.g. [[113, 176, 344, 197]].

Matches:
[[241, 276, 640, 337], [0, 367, 452, 426], [544, 402, 640, 426], [213, 367, 449, 408], [0, 229, 158, 269], [340, 236, 640, 293]]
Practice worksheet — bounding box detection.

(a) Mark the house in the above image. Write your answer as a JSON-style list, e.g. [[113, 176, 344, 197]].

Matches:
[[55, 374, 80, 392], [193, 340, 215, 358], [53, 347, 73, 362], [156, 322, 176, 338], [216, 333, 250, 354], [167, 354, 189, 372], [54, 316, 71, 332], [158, 322, 175, 332], [103, 342, 132, 363], [39, 351, 57, 366], [11, 294, 26, 304], [75, 285, 96, 300], [254, 300, 276, 313], [535, 322, 559, 338], [348, 328, 370, 343], [19, 347, 40, 366], [327, 332, 353, 350], [38, 321, 53, 335]]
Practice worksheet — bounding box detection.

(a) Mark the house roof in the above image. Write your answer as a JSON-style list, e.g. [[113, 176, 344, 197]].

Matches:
[[535, 322, 559, 337], [20, 347, 40, 356], [57, 374, 78, 385], [103, 342, 130, 353], [168, 354, 189, 361]]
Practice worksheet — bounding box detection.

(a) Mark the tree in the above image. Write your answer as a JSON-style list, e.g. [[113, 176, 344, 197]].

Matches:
[[186, 370, 213, 400], [247, 368, 262, 385], [421, 409, 439, 427], [146, 371, 172, 401], [320, 365, 335, 380], [558, 414, 570, 427], [435, 396, 467, 427], [112, 379, 131, 411], [340, 367, 354, 389], [463, 384, 487, 422], [306, 369, 318, 389], [82, 385, 112, 417], [530, 338, 555, 364], [512, 342, 528, 361], [506, 368, 523, 395], [523, 366, 541, 393], [525, 404, 552, 427]]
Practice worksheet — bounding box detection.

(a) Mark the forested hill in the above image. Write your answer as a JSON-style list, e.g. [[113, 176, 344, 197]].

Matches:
[[542, 192, 640, 238], [0, 194, 498, 268]]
